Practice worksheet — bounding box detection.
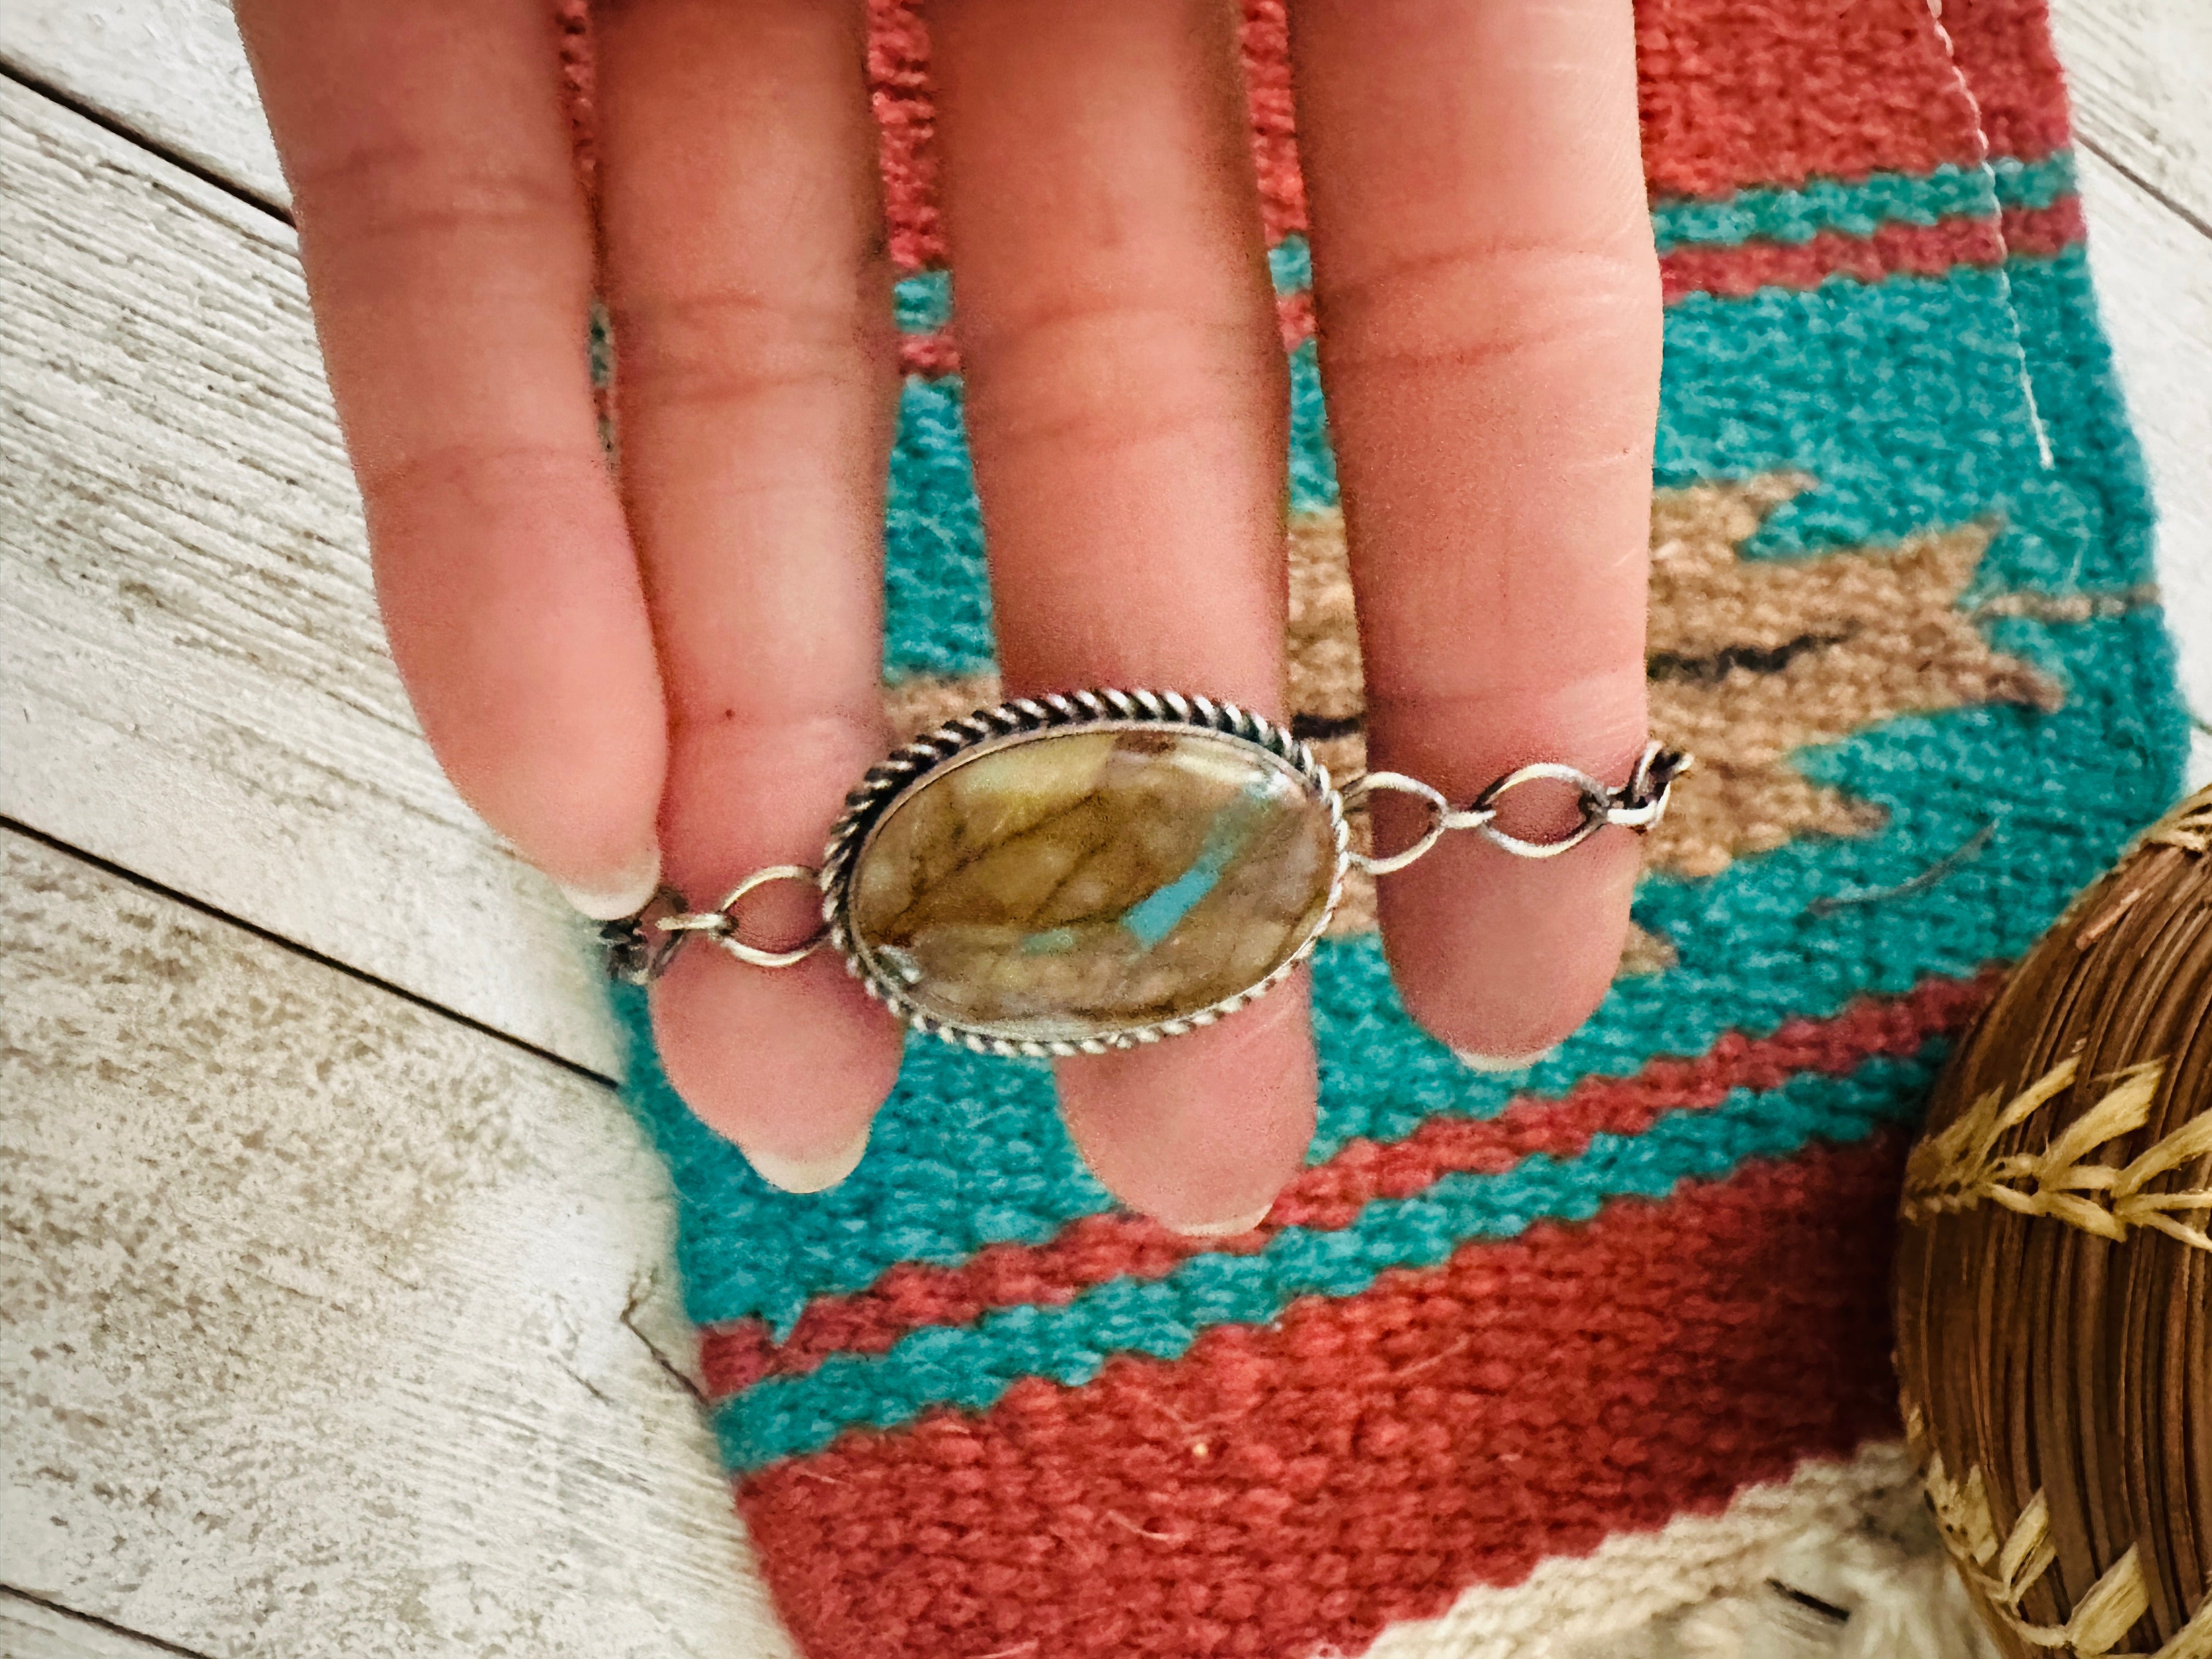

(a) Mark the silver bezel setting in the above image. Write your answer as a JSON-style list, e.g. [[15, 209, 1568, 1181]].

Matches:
[[818, 689, 1350, 1058]]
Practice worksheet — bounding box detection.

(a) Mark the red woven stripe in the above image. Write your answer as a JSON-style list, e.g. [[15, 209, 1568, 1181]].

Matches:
[[2001, 197, 2087, 258], [739, 1137, 1911, 1659], [1241, 1, 1305, 246], [1937, 0, 2076, 163], [1658, 215, 2010, 301], [1634, 0, 1987, 200], [895, 331, 962, 377], [872, 0, 941, 270], [867, 0, 2020, 268], [1656, 201, 2091, 301], [701, 971, 1995, 1398]]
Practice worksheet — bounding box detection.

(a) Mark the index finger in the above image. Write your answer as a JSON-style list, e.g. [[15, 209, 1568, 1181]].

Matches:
[[1288, 0, 1661, 1062], [236, 0, 667, 915]]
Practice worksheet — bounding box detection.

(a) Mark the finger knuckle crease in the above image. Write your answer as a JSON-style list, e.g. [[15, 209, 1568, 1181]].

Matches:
[[1321, 241, 1655, 375], [612, 286, 890, 410], [291, 142, 574, 248]]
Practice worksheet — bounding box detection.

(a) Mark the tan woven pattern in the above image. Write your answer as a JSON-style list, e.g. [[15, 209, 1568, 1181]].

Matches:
[[1921, 1443, 2212, 1657]]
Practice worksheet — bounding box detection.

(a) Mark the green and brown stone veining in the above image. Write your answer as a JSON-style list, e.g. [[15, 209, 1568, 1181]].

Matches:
[[847, 728, 1339, 1042]]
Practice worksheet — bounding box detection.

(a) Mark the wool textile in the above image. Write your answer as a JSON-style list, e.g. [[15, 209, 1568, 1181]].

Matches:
[[597, 0, 2193, 1652]]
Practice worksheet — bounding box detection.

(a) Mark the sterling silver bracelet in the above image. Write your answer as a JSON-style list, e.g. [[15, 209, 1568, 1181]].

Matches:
[[603, 689, 1689, 1058]]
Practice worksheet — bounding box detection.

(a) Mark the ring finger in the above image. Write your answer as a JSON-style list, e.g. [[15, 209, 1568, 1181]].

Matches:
[[595, 0, 906, 1189]]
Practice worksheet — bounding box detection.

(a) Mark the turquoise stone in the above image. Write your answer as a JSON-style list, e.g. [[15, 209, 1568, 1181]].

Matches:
[[847, 726, 1338, 1042]]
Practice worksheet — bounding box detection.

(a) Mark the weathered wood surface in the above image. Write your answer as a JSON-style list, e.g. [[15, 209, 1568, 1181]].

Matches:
[[2049, 0, 2212, 229], [0, 0, 285, 211], [2, 1592, 193, 1659], [0, 832, 797, 1659], [0, 81, 621, 1080], [2075, 145, 2212, 784]]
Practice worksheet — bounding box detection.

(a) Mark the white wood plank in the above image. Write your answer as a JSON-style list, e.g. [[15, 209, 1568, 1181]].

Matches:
[[0, 831, 797, 1659], [1, 1592, 201, 1659], [0, 80, 620, 1078], [2074, 146, 2212, 787], [0, 0, 285, 210], [2049, 0, 2212, 230]]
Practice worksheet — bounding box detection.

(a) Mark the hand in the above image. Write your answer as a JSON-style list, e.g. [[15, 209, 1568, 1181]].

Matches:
[[235, 0, 1660, 1232]]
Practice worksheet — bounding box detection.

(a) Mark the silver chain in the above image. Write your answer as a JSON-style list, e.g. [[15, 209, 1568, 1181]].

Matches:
[[601, 865, 830, 988], [1343, 739, 1690, 874], [603, 742, 1690, 985]]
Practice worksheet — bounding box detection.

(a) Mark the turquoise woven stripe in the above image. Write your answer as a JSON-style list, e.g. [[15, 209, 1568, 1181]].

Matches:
[[885, 375, 994, 678], [893, 267, 953, 331], [888, 263, 2063, 677], [884, 154, 2079, 326], [1651, 164, 1990, 252], [1653, 267, 2043, 552], [714, 1049, 1944, 1470], [1991, 151, 2079, 211], [1288, 337, 1335, 511], [1649, 153, 2073, 252]]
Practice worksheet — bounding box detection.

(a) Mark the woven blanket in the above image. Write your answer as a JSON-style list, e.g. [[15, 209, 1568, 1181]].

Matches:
[[600, 1, 2193, 1652]]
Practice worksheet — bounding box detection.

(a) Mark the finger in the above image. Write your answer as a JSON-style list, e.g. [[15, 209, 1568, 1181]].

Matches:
[[1289, 0, 1661, 1062], [235, 0, 665, 914], [932, 0, 1311, 1232], [591, 0, 904, 1188]]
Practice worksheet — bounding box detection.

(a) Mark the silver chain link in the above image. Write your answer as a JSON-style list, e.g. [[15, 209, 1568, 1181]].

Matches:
[[601, 865, 828, 988]]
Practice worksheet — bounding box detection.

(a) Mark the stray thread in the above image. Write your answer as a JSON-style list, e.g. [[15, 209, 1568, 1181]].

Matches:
[[1972, 584, 2159, 623], [1804, 821, 1997, 917], [1105, 1512, 1183, 1544]]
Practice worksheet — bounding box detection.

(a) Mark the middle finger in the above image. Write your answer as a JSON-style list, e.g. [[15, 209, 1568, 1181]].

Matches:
[[932, 0, 1311, 1233]]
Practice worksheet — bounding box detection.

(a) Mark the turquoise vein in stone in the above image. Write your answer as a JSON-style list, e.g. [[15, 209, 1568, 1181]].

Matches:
[[1120, 780, 1276, 949]]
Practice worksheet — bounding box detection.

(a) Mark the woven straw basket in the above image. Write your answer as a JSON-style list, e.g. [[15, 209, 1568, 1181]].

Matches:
[[1894, 783, 2212, 1658]]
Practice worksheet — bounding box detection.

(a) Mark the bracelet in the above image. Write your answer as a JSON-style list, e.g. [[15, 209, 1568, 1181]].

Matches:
[[603, 689, 1690, 1058]]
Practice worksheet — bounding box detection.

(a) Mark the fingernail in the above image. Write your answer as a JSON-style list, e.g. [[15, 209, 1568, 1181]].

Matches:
[[744, 1127, 871, 1195], [1454, 1045, 1557, 1075], [554, 846, 663, 921], [1164, 1205, 1272, 1239]]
